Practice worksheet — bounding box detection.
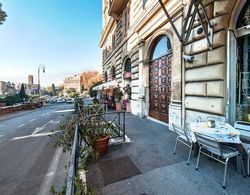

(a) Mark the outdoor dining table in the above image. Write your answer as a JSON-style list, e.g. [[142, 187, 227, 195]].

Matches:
[[188, 121, 247, 157], [189, 121, 249, 174], [189, 122, 241, 144]]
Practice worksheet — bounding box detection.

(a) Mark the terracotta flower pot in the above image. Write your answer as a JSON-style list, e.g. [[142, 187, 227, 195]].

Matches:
[[116, 102, 122, 111], [126, 102, 131, 112], [94, 135, 110, 155]]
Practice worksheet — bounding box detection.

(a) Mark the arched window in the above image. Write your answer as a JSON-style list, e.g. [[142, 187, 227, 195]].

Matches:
[[111, 66, 116, 79], [124, 58, 131, 72], [123, 58, 131, 80], [236, 2, 250, 29], [150, 36, 172, 60], [104, 71, 108, 82]]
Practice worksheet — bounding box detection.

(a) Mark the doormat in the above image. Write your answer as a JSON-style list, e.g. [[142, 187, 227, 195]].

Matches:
[[99, 155, 141, 185]]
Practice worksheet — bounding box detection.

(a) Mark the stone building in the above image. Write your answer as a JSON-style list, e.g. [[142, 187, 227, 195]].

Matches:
[[28, 75, 34, 85], [0, 81, 16, 95], [100, 0, 250, 126], [63, 74, 83, 94]]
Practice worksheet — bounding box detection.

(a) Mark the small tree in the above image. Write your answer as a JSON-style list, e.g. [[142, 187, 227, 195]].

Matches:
[[19, 84, 26, 102], [52, 83, 56, 96], [0, 3, 7, 25]]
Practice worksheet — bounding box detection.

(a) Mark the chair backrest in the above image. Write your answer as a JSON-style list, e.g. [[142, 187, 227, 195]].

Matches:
[[172, 123, 190, 143], [234, 121, 250, 142], [194, 132, 222, 156]]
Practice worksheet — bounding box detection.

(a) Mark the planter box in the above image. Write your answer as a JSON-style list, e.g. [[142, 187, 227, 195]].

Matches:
[[123, 72, 131, 79], [116, 102, 122, 111], [126, 102, 131, 112]]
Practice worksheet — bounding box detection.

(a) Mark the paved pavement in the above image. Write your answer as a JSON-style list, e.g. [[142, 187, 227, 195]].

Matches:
[[0, 103, 73, 195], [87, 113, 250, 195]]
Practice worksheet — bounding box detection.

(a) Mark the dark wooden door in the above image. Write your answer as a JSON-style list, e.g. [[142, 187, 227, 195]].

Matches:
[[149, 54, 172, 123]]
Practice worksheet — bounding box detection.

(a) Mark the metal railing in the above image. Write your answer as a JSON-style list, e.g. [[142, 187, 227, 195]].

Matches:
[[80, 111, 126, 143], [78, 104, 107, 119], [66, 109, 126, 194], [66, 125, 79, 195]]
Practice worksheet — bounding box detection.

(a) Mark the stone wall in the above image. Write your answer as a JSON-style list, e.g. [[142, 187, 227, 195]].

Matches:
[[183, 0, 238, 123], [0, 103, 35, 116]]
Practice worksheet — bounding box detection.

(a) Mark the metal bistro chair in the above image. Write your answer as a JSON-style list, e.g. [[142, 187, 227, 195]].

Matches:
[[234, 121, 250, 176], [194, 132, 245, 189], [172, 123, 193, 165]]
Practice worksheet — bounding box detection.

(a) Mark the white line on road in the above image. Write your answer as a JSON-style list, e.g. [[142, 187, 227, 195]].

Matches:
[[38, 147, 63, 195], [0, 124, 5, 128], [18, 123, 25, 128], [30, 118, 36, 122], [11, 130, 61, 141], [32, 120, 61, 135]]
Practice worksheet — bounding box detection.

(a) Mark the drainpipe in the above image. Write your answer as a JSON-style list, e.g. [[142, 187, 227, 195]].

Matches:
[[181, 1, 186, 127]]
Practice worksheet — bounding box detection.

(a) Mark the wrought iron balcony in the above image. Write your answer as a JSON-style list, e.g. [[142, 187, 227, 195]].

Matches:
[[123, 72, 131, 79], [108, 0, 129, 20]]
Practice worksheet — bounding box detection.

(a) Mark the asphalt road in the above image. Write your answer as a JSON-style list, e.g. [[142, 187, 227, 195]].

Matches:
[[0, 103, 74, 195]]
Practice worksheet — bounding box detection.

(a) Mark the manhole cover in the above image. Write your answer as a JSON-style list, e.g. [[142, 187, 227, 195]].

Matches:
[[100, 156, 141, 185]]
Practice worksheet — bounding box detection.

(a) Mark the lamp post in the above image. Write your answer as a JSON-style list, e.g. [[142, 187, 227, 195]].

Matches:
[[38, 64, 46, 95]]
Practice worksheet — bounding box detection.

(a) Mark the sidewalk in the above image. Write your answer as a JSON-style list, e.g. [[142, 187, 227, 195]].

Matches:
[[87, 113, 250, 195]]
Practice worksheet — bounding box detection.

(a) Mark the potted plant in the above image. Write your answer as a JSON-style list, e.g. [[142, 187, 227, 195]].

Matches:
[[80, 118, 111, 156], [113, 87, 123, 111], [124, 84, 131, 112]]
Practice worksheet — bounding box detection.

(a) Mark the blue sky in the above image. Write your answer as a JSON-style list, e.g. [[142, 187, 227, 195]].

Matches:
[[0, 0, 102, 86]]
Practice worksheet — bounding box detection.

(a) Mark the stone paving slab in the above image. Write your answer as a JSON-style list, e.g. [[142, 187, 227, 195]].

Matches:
[[86, 113, 250, 195]]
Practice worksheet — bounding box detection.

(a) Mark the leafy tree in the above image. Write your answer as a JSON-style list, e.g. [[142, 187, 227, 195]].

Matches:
[[51, 83, 56, 96], [81, 71, 103, 90], [89, 81, 102, 98], [81, 85, 85, 93], [0, 3, 7, 25], [19, 84, 26, 101]]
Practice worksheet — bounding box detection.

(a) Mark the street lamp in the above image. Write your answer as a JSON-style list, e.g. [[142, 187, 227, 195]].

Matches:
[[38, 64, 46, 95]]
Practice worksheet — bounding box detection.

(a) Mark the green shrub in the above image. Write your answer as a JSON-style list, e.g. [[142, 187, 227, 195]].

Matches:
[[4, 94, 23, 106]]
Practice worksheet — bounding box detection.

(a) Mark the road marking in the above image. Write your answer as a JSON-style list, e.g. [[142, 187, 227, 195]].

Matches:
[[11, 130, 61, 141], [30, 118, 36, 122], [32, 120, 60, 135], [0, 124, 5, 128], [18, 123, 25, 128], [38, 147, 63, 195], [54, 109, 74, 113], [0, 134, 4, 138]]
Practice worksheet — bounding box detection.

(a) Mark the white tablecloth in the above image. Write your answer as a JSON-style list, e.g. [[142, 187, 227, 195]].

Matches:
[[189, 122, 241, 144]]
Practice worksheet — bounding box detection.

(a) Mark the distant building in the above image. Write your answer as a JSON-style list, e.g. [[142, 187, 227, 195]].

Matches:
[[0, 81, 16, 95], [28, 75, 34, 85], [63, 74, 83, 94], [26, 84, 39, 95]]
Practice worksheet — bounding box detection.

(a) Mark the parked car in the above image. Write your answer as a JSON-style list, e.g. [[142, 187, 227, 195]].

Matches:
[[82, 98, 94, 106], [66, 98, 75, 104], [56, 98, 66, 103]]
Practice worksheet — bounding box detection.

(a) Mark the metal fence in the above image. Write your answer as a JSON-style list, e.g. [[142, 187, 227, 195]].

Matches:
[[78, 104, 107, 118], [66, 125, 79, 195], [66, 110, 126, 194]]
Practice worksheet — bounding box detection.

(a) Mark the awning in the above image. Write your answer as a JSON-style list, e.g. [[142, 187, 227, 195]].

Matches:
[[92, 80, 119, 90]]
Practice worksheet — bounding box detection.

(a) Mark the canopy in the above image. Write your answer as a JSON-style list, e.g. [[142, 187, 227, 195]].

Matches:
[[92, 80, 119, 90]]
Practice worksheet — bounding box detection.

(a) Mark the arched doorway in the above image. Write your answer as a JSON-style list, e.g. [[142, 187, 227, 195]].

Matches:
[[149, 35, 172, 123], [235, 2, 250, 122]]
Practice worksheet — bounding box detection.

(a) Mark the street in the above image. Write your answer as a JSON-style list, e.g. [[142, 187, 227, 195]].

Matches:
[[0, 103, 74, 195]]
